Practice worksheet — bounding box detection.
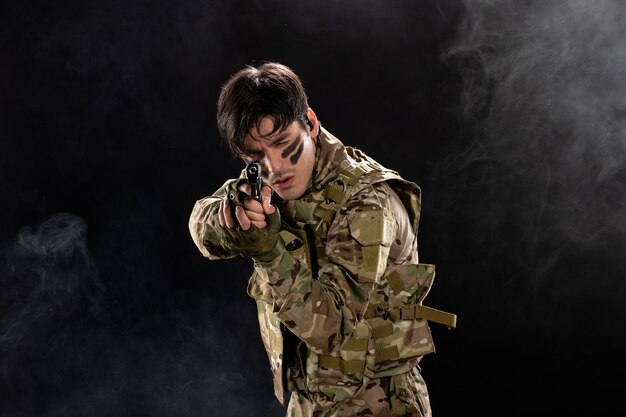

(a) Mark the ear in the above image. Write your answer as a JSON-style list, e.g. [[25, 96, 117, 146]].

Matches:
[[305, 108, 319, 139]]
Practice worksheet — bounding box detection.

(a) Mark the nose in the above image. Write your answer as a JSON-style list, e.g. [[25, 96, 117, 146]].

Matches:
[[262, 149, 284, 177]]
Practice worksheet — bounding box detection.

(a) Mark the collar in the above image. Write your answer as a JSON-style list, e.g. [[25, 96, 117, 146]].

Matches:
[[305, 126, 350, 195]]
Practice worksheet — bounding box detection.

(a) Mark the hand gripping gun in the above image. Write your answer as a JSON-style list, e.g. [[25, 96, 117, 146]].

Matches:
[[228, 160, 263, 212]]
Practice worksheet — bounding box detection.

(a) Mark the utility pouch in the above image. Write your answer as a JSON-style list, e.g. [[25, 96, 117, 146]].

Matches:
[[304, 321, 373, 408], [364, 264, 456, 375]]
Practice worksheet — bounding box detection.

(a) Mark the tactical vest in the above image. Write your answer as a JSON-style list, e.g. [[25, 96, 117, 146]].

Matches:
[[248, 146, 456, 407]]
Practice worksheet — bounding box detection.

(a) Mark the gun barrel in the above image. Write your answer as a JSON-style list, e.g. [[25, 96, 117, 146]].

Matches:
[[246, 161, 262, 200]]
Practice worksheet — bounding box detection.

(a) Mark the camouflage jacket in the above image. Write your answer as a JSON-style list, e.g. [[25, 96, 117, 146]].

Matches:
[[188, 128, 455, 409]]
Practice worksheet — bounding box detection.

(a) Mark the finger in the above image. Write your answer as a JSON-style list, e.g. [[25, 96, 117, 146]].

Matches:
[[224, 199, 237, 229], [218, 199, 226, 227], [244, 208, 266, 222], [262, 186, 276, 215], [235, 205, 251, 231], [262, 185, 273, 199], [251, 220, 267, 229], [237, 183, 251, 195], [243, 197, 264, 213]]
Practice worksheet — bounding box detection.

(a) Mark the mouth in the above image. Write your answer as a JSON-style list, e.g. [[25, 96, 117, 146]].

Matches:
[[273, 176, 295, 190]]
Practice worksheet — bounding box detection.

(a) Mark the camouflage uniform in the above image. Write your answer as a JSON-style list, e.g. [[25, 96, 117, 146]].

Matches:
[[189, 128, 456, 417]]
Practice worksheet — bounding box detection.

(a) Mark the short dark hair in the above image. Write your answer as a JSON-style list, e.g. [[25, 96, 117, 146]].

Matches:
[[216, 62, 309, 157]]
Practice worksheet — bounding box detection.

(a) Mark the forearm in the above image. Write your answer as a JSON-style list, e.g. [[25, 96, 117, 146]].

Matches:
[[188, 178, 241, 260]]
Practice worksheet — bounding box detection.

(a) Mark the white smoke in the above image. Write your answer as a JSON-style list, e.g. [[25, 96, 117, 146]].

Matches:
[[442, 0, 626, 257]]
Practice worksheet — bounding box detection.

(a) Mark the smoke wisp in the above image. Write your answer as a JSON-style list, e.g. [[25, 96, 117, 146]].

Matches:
[[439, 0, 626, 276], [0, 213, 276, 417]]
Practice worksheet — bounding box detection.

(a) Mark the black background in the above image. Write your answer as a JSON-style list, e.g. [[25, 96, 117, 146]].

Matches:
[[2, 1, 625, 416]]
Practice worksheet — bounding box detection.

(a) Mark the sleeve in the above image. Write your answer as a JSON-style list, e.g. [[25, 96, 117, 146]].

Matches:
[[188, 176, 243, 260], [252, 182, 398, 355]]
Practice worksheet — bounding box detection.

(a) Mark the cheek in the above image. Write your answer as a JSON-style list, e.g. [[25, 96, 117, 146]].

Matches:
[[289, 141, 305, 165], [298, 145, 316, 175]]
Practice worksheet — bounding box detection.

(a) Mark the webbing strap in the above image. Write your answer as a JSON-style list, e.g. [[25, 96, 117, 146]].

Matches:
[[365, 303, 385, 319], [375, 345, 399, 363], [342, 339, 368, 351], [340, 167, 365, 186], [315, 246, 326, 262], [385, 271, 405, 295], [365, 303, 457, 329], [325, 182, 347, 204], [312, 163, 375, 224], [318, 355, 365, 374], [279, 230, 299, 247], [372, 322, 395, 339], [391, 305, 457, 328], [313, 203, 336, 223], [318, 344, 401, 373]]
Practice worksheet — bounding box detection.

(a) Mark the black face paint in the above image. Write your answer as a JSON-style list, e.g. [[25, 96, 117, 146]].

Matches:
[[281, 136, 301, 159], [280, 135, 306, 165], [289, 142, 305, 165]]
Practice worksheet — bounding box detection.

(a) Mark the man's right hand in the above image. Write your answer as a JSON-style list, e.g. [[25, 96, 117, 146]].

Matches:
[[217, 184, 281, 258]]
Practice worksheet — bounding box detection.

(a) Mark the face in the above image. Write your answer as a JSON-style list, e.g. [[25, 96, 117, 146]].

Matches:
[[242, 109, 319, 200]]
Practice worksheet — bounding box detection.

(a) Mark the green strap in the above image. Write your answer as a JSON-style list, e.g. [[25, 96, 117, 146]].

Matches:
[[339, 167, 364, 186], [313, 202, 336, 223], [372, 322, 395, 339], [375, 345, 400, 363], [342, 339, 368, 351], [391, 305, 457, 329], [325, 182, 347, 204], [319, 345, 413, 369], [315, 246, 326, 262], [365, 303, 457, 329], [318, 355, 365, 374], [279, 230, 299, 247], [312, 163, 376, 224], [364, 303, 382, 319], [385, 271, 405, 295]]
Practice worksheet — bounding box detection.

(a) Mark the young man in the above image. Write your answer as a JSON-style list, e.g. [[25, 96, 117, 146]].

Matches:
[[188, 62, 456, 417]]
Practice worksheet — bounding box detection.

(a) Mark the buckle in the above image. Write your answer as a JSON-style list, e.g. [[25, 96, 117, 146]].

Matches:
[[375, 305, 389, 320]]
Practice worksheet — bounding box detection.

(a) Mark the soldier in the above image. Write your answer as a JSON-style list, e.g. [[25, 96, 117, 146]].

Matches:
[[188, 62, 456, 417]]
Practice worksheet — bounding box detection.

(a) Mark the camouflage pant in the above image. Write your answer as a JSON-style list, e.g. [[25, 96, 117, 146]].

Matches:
[[286, 366, 432, 417]]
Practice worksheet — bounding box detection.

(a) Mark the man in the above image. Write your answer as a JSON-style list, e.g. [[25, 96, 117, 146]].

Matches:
[[188, 62, 456, 417]]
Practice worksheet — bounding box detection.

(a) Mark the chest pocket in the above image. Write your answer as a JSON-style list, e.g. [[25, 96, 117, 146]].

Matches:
[[348, 210, 395, 283]]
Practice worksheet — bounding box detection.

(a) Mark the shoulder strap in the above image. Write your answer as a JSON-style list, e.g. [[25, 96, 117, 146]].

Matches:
[[312, 158, 394, 227]]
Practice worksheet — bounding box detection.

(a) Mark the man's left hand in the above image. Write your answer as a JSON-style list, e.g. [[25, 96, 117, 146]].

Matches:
[[234, 184, 276, 230]]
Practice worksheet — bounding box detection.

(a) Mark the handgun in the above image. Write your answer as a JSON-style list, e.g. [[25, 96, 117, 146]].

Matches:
[[246, 160, 262, 201], [228, 161, 262, 212]]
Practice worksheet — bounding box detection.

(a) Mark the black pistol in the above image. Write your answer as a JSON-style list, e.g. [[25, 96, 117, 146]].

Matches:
[[246, 160, 262, 201], [228, 161, 262, 212]]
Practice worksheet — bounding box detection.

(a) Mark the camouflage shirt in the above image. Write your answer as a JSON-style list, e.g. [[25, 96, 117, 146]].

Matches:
[[189, 128, 451, 410]]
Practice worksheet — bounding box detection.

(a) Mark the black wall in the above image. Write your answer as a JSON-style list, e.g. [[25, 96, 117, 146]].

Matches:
[[2, 1, 624, 416]]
